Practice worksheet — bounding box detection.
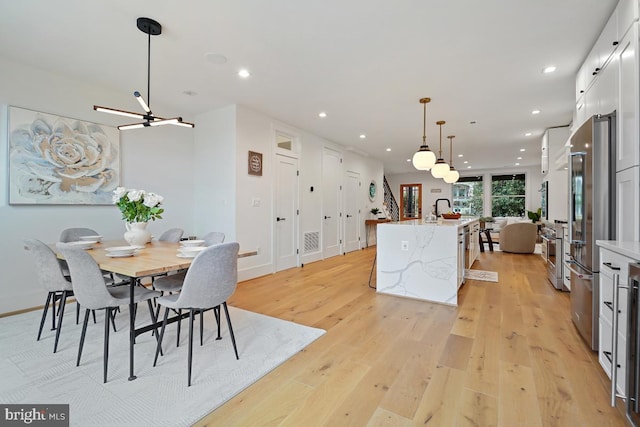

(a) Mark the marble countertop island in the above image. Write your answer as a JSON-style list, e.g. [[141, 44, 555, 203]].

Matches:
[[375, 218, 478, 306]]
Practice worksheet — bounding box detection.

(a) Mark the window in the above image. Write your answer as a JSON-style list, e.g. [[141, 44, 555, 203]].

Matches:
[[491, 174, 526, 217], [453, 176, 483, 216]]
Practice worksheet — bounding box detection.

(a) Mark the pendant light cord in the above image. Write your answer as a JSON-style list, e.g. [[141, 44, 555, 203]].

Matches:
[[422, 101, 427, 144], [147, 31, 151, 108], [438, 123, 443, 158]]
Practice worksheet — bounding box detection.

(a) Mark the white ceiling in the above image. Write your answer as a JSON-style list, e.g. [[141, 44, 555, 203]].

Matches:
[[0, 0, 617, 174]]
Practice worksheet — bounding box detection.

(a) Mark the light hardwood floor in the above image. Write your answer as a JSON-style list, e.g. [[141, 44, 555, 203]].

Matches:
[[196, 247, 626, 426]]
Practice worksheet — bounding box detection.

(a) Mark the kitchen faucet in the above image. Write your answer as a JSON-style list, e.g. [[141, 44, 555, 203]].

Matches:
[[435, 198, 451, 217]]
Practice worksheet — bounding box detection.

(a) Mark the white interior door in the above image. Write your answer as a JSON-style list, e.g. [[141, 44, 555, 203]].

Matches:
[[322, 148, 342, 258], [275, 154, 298, 271], [344, 171, 360, 253]]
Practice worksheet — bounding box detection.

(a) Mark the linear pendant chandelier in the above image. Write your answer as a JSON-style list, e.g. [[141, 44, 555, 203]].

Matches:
[[93, 17, 195, 130]]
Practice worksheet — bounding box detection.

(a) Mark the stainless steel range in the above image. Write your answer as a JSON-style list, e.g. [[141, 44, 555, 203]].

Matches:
[[542, 222, 565, 290]]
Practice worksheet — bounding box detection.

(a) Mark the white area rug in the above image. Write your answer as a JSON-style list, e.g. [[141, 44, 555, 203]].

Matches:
[[465, 269, 499, 282], [0, 305, 325, 426]]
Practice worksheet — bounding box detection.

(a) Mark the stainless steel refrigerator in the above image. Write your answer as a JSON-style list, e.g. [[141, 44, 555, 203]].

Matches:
[[568, 113, 616, 351]]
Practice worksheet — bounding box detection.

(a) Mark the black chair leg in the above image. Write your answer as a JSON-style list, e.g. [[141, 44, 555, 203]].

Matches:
[[222, 302, 239, 360], [153, 307, 170, 367], [77, 309, 90, 366], [92, 310, 97, 324], [76, 302, 80, 325], [110, 309, 117, 332], [200, 309, 204, 346], [50, 292, 57, 331], [37, 292, 53, 341], [188, 308, 194, 387], [146, 300, 163, 357], [103, 307, 110, 383], [176, 309, 182, 347], [214, 306, 222, 340], [53, 291, 69, 353]]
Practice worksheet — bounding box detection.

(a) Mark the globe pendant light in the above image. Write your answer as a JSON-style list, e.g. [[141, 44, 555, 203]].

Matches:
[[443, 135, 460, 183], [412, 98, 436, 170], [431, 120, 450, 178]]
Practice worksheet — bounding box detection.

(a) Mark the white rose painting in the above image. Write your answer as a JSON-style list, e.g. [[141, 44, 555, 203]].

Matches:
[[9, 106, 120, 204]]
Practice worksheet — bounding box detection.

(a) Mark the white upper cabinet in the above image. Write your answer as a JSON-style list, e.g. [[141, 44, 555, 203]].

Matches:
[[617, 0, 639, 40], [575, 6, 622, 103], [617, 24, 640, 172]]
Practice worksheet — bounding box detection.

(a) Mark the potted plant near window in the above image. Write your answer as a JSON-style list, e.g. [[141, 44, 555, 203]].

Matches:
[[527, 207, 542, 223]]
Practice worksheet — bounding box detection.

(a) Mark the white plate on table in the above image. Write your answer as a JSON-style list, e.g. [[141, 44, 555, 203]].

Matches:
[[106, 251, 139, 258], [105, 245, 139, 256], [79, 235, 102, 242], [63, 240, 97, 250], [180, 239, 205, 247]]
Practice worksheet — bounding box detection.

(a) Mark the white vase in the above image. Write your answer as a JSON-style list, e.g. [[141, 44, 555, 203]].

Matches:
[[124, 222, 151, 246]]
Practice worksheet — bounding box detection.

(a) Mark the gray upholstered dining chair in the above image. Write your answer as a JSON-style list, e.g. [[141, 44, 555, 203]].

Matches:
[[57, 243, 161, 383], [153, 242, 240, 386], [202, 231, 225, 246], [152, 231, 226, 345], [158, 228, 184, 243], [59, 227, 100, 243], [23, 239, 76, 353]]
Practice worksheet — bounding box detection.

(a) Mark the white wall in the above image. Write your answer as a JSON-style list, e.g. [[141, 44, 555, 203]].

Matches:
[[0, 57, 195, 314], [193, 106, 237, 240]]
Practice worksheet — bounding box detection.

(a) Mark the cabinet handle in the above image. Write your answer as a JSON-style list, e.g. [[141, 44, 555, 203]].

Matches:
[[603, 262, 621, 271], [276, 217, 286, 222], [324, 216, 331, 219], [611, 273, 629, 405]]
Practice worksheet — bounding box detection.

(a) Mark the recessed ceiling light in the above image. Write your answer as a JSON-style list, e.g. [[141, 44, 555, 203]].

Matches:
[[517, 156, 522, 160], [386, 148, 391, 152], [463, 161, 468, 164], [520, 148, 526, 152], [525, 132, 532, 136], [359, 134, 366, 139], [318, 112, 327, 118], [543, 66, 557, 74], [238, 69, 251, 78], [531, 109, 541, 115], [458, 154, 463, 158], [515, 162, 520, 166], [406, 159, 411, 162], [467, 166, 472, 169]]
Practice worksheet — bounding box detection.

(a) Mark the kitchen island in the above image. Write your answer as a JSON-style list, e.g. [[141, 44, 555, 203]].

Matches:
[[376, 218, 479, 306]]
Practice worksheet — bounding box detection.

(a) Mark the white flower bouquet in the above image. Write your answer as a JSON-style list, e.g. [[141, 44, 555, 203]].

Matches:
[[113, 187, 164, 223]]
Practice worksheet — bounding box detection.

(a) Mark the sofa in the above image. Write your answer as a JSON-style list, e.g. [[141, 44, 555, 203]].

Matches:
[[499, 222, 538, 254]]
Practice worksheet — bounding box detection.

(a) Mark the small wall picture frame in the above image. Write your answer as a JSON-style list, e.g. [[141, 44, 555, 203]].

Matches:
[[248, 151, 263, 176]]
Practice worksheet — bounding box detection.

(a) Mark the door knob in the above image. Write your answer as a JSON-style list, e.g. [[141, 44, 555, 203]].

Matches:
[[346, 214, 352, 218], [324, 216, 332, 219], [276, 217, 286, 222]]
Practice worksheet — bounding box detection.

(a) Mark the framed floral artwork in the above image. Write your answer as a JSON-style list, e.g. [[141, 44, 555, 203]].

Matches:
[[8, 106, 120, 205]]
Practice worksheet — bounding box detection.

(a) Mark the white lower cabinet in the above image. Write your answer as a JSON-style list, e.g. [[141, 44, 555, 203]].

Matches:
[[598, 245, 635, 404]]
